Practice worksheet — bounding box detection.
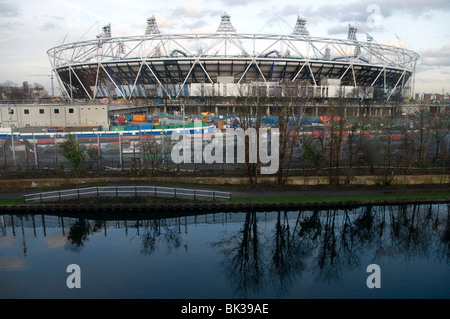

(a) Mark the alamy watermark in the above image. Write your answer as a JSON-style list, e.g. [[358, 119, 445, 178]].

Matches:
[[66, 264, 81, 288], [366, 4, 383, 29], [170, 122, 280, 175], [366, 264, 381, 288]]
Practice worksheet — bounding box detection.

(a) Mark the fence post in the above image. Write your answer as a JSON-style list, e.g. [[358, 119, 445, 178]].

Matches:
[[97, 187, 99, 197], [135, 186, 137, 196], [194, 189, 196, 200], [174, 188, 177, 198], [116, 187, 118, 197], [59, 191, 61, 201], [77, 189, 80, 198], [40, 193, 43, 203], [213, 191, 215, 201]]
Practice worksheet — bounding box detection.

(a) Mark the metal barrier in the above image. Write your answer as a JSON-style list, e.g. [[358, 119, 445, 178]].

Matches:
[[23, 186, 231, 203]]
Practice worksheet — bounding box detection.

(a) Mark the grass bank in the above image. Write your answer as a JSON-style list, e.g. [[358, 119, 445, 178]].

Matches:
[[0, 198, 26, 206], [1, 191, 448, 208], [230, 192, 450, 205]]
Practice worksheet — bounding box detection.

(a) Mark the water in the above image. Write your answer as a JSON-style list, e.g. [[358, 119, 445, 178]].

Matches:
[[1, 204, 449, 299]]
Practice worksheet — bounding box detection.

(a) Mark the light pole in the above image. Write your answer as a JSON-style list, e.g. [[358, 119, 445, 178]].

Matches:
[[8, 106, 16, 167]]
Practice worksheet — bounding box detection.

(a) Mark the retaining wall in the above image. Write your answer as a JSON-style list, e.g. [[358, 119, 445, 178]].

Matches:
[[0, 174, 448, 191]]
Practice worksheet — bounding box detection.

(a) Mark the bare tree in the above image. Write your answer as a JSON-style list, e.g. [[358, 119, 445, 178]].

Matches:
[[140, 134, 168, 176], [272, 81, 307, 185], [414, 109, 432, 168], [318, 100, 347, 185], [231, 83, 266, 187], [429, 110, 450, 165]]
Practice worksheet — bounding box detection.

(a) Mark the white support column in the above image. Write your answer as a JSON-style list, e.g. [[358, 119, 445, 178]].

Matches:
[[307, 62, 317, 86], [351, 64, 357, 87], [69, 66, 73, 101], [93, 63, 101, 99], [340, 64, 352, 83], [128, 62, 144, 99], [253, 60, 267, 83], [51, 64, 70, 100], [176, 60, 197, 98], [238, 60, 254, 84], [387, 70, 406, 101], [69, 66, 93, 100], [143, 60, 172, 98], [100, 63, 127, 99], [198, 61, 214, 84], [371, 67, 386, 87], [291, 63, 307, 82]]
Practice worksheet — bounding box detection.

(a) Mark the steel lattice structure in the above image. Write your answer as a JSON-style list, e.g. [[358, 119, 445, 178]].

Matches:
[[47, 13, 419, 101]]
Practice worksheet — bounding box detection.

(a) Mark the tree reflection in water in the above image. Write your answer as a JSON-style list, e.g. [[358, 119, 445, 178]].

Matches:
[[134, 220, 182, 256], [47, 203, 450, 297], [64, 218, 183, 256], [66, 219, 95, 251], [212, 204, 450, 297], [268, 211, 310, 295], [211, 212, 263, 297]]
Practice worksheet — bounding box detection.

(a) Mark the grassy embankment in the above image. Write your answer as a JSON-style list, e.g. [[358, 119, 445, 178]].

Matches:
[[0, 198, 26, 206], [229, 192, 449, 205], [0, 191, 448, 207]]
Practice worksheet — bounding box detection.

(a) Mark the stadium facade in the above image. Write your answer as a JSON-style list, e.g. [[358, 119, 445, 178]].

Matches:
[[47, 13, 419, 102]]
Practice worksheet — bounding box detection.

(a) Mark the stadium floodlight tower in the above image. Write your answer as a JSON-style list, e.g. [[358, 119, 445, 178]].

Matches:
[[347, 24, 361, 57], [292, 16, 309, 37], [217, 12, 236, 33], [47, 13, 419, 102], [145, 15, 160, 35]]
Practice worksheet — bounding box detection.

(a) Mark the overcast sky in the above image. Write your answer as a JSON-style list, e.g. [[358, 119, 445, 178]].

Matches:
[[1, 0, 449, 95]]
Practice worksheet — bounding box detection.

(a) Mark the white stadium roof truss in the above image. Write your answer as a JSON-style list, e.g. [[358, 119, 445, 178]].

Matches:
[[47, 14, 419, 101]]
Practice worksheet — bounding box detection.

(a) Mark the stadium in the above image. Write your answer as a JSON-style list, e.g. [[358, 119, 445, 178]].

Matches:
[[47, 13, 419, 104]]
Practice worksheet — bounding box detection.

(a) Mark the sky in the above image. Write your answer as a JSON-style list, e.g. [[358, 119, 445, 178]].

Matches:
[[1, 0, 449, 96]]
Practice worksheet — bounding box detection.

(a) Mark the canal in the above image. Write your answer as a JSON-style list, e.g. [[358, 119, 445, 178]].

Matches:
[[1, 204, 449, 299]]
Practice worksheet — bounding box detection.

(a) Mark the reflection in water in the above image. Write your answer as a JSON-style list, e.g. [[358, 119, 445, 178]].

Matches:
[[212, 212, 263, 296], [0, 203, 449, 298], [269, 212, 309, 295], [139, 220, 182, 255], [67, 219, 91, 250], [210, 204, 450, 297]]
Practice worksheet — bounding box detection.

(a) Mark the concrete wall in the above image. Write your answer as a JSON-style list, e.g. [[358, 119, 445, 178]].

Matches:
[[1, 174, 448, 191]]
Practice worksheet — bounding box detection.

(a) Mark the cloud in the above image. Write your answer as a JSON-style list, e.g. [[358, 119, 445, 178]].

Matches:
[[0, 2, 20, 17], [326, 25, 350, 36], [0, 21, 24, 30], [419, 44, 450, 67], [185, 20, 208, 29], [219, 0, 268, 6], [265, 0, 450, 26], [47, 15, 66, 21], [39, 22, 59, 31], [171, 5, 221, 19], [377, 0, 450, 17], [171, 5, 204, 18]]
